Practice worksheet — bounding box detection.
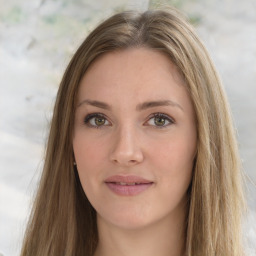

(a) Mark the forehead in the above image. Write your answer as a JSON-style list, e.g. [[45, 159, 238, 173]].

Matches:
[[78, 47, 190, 109]]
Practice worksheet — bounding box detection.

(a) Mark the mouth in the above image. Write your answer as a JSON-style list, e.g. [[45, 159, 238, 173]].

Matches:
[[108, 182, 148, 185], [105, 175, 154, 196]]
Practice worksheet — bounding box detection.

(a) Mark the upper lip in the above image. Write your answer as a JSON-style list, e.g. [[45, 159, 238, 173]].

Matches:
[[105, 175, 153, 184]]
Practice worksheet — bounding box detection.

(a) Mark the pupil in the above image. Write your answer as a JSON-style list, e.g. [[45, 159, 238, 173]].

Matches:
[[95, 117, 105, 126], [155, 117, 165, 126]]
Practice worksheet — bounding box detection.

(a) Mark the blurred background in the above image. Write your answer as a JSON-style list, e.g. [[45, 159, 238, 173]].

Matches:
[[0, 0, 255, 255]]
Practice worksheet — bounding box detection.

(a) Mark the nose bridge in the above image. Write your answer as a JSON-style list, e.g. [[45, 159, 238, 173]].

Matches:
[[110, 123, 143, 166]]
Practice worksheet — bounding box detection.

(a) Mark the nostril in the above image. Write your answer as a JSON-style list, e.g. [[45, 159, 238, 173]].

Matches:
[[111, 156, 143, 166], [109, 137, 144, 165]]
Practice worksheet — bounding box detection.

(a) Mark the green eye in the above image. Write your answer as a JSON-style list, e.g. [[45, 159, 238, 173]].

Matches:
[[154, 116, 166, 126], [94, 117, 106, 126], [84, 113, 110, 128], [147, 113, 174, 128]]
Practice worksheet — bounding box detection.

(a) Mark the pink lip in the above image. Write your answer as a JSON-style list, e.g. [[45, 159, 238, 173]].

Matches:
[[105, 175, 153, 196]]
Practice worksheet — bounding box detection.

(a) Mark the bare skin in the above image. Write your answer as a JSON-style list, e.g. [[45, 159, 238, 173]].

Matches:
[[73, 48, 197, 256], [94, 204, 186, 256]]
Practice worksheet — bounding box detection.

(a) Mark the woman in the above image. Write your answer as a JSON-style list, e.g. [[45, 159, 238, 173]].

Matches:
[[20, 7, 246, 256]]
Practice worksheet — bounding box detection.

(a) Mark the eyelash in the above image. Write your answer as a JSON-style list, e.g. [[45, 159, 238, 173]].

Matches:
[[84, 113, 110, 129], [83, 112, 175, 129]]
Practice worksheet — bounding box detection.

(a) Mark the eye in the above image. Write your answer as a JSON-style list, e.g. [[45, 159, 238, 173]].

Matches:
[[84, 113, 110, 128], [146, 113, 175, 128]]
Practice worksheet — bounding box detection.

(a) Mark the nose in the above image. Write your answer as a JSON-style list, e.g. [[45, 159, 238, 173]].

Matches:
[[109, 125, 144, 166]]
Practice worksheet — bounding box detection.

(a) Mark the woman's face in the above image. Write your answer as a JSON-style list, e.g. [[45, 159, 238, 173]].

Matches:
[[73, 48, 197, 230]]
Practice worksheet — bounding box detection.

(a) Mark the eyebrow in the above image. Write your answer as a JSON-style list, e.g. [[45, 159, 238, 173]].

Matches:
[[77, 99, 183, 111]]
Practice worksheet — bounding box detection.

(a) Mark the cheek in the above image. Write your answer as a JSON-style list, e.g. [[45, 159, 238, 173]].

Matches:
[[153, 143, 194, 210], [73, 136, 107, 189], [150, 134, 195, 189], [74, 134, 105, 166], [154, 138, 195, 168]]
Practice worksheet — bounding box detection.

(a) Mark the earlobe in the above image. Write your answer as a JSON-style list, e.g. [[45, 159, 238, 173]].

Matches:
[[72, 149, 77, 166]]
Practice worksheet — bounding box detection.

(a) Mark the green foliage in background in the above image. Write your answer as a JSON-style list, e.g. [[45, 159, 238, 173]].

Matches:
[[2, 6, 27, 24], [149, 0, 186, 9], [149, 0, 201, 25]]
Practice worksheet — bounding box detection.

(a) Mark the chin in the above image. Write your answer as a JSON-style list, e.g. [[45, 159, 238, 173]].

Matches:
[[98, 209, 158, 231]]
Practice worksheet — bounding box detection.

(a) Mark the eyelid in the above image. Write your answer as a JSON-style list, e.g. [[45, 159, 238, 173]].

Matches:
[[145, 112, 175, 128], [84, 113, 111, 128], [83, 112, 175, 129]]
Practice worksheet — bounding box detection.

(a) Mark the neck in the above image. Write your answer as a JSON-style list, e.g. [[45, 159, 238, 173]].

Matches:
[[94, 209, 186, 256]]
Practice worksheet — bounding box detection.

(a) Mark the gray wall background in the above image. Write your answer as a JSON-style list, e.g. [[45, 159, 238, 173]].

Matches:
[[0, 0, 255, 255]]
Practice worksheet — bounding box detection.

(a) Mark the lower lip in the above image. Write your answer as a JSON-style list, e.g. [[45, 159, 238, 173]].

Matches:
[[105, 182, 153, 196]]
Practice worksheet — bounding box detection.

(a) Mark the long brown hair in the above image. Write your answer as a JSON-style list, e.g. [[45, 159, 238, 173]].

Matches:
[[20, 7, 245, 256]]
